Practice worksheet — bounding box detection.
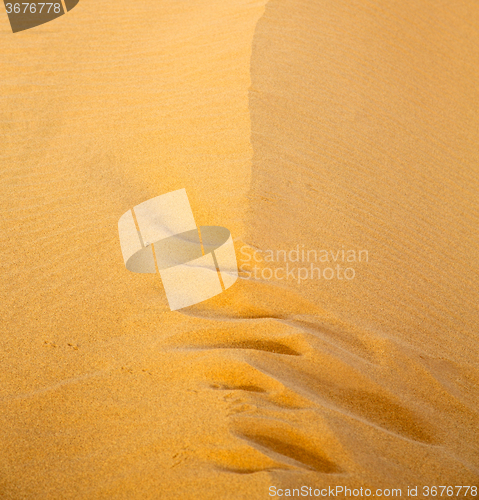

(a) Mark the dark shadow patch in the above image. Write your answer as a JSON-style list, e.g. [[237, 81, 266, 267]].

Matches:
[[237, 432, 342, 473]]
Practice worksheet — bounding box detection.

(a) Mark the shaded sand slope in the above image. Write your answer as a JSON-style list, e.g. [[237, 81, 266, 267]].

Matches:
[[243, 0, 479, 490]]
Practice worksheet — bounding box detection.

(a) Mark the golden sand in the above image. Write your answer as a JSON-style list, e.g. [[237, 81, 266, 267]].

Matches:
[[1, 0, 478, 498]]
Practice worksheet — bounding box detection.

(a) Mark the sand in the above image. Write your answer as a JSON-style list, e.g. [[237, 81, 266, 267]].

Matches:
[[1, 0, 478, 498]]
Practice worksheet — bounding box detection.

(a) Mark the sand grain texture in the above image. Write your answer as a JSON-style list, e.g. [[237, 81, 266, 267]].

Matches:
[[1, 0, 479, 498]]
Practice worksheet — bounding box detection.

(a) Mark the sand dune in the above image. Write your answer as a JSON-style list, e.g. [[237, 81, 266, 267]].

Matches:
[[1, 0, 478, 498], [245, 0, 479, 487]]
